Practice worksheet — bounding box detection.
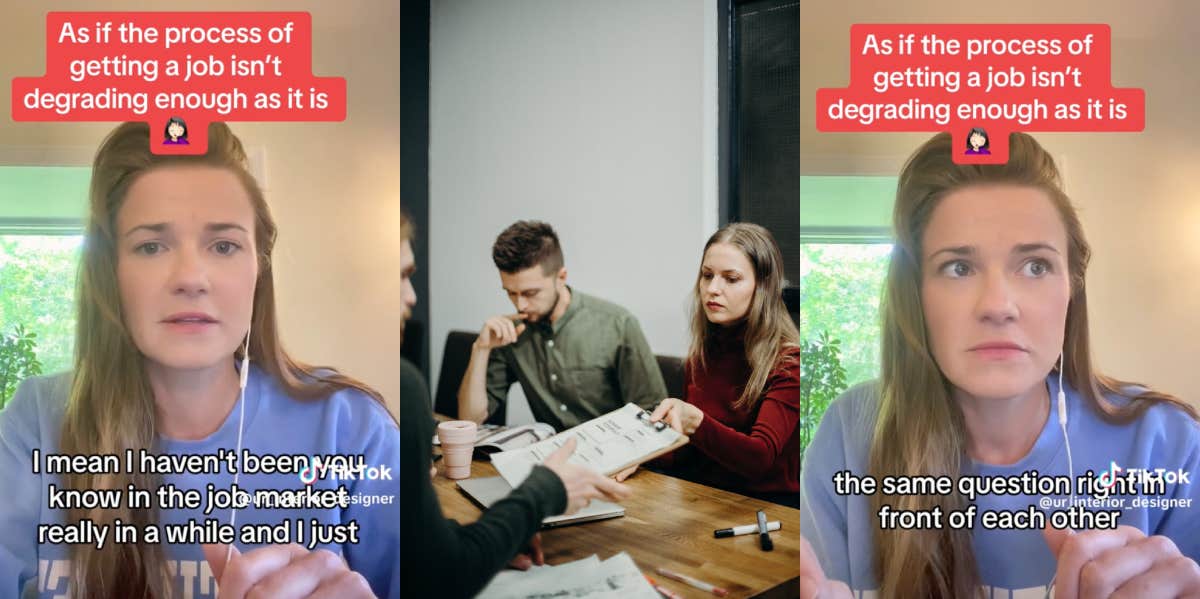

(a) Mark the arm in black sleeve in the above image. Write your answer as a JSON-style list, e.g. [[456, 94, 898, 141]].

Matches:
[[400, 361, 566, 598]]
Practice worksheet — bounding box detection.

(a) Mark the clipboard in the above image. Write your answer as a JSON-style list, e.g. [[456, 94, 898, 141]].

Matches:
[[605, 408, 688, 475], [489, 403, 689, 487]]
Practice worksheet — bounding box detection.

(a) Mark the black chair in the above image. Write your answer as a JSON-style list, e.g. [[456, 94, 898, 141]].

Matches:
[[783, 285, 799, 330], [434, 330, 506, 425], [655, 355, 685, 399]]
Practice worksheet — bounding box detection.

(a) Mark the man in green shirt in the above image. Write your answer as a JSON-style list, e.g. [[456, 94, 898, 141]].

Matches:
[[400, 211, 632, 597], [458, 221, 668, 431]]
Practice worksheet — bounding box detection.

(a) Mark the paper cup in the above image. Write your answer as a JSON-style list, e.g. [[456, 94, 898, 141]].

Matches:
[[437, 420, 477, 479]]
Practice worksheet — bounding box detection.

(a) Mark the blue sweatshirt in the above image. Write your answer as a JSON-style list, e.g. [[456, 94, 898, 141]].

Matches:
[[0, 365, 399, 599], [800, 374, 1200, 597]]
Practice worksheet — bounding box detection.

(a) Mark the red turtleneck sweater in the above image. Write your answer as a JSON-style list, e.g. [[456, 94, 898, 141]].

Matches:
[[665, 331, 800, 495]]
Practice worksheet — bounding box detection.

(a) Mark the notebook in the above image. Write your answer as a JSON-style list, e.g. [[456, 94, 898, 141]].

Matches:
[[456, 476, 625, 528]]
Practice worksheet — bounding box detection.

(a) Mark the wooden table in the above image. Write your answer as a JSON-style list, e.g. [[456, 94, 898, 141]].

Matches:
[[434, 461, 800, 598]]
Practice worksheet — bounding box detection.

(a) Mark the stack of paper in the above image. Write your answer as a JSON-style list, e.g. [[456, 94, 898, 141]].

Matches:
[[476, 552, 660, 599]]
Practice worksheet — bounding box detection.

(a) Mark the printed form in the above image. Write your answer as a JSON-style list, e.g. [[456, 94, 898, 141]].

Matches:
[[491, 403, 685, 487]]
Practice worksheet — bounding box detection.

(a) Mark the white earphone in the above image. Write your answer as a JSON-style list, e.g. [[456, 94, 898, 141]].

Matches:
[[1044, 353, 1075, 598], [1057, 352, 1075, 503], [224, 319, 252, 571]]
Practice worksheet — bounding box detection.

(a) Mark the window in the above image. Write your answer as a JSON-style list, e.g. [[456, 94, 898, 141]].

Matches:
[[0, 166, 89, 380], [800, 243, 890, 385], [726, 0, 800, 316], [799, 175, 896, 385], [799, 175, 893, 457], [0, 234, 82, 374]]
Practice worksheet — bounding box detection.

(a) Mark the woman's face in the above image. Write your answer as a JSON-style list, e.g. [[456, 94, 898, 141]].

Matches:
[[970, 133, 986, 149], [920, 184, 1071, 401], [700, 242, 756, 325], [168, 122, 184, 139], [116, 165, 258, 372]]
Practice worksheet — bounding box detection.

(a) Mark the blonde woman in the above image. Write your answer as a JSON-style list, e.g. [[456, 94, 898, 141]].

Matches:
[[0, 122, 397, 597], [800, 132, 1200, 598]]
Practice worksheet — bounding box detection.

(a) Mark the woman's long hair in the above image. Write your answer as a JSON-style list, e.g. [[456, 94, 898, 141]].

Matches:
[[686, 222, 799, 411], [59, 122, 386, 597], [870, 131, 1198, 598]]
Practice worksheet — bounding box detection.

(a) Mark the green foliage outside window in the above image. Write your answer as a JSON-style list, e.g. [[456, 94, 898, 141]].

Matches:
[[799, 243, 892, 458], [0, 324, 42, 408], [800, 243, 891, 388], [0, 235, 81, 393], [800, 330, 846, 460]]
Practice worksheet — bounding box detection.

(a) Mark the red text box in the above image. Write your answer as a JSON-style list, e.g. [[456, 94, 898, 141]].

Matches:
[[11, 12, 346, 154], [815, 24, 1144, 163]]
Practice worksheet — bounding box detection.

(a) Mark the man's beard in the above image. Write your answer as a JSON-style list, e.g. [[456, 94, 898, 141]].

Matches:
[[526, 287, 560, 323]]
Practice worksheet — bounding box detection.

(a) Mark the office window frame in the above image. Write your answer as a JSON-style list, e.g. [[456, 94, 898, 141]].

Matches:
[[721, 0, 800, 317]]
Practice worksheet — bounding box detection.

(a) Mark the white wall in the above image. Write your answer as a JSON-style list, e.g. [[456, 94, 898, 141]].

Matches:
[[429, 0, 717, 422]]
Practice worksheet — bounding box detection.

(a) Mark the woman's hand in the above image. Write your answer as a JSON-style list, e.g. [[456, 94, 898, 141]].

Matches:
[[542, 436, 633, 514], [1043, 523, 1200, 598], [201, 543, 376, 598], [801, 536, 853, 599], [649, 398, 704, 435]]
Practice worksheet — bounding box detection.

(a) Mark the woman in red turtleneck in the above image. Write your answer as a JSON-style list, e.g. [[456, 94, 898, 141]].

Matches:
[[649, 222, 800, 507]]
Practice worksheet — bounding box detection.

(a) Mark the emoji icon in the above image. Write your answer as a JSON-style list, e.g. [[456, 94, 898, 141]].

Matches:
[[163, 116, 189, 145], [965, 127, 990, 155]]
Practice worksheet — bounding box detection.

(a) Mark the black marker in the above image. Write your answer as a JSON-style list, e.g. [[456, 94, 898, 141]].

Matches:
[[713, 520, 780, 538], [757, 510, 773, 551]]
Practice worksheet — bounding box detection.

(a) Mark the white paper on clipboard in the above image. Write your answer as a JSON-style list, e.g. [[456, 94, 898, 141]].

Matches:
[[490, 402, 687, 488]]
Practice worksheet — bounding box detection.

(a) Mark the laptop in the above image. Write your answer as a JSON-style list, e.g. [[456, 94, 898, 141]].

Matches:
[[456, 476, 625, 528]]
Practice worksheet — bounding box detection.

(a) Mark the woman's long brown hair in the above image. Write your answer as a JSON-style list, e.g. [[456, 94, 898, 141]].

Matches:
[[59, 122, 386, 597], [870, 131, 1198, 598]]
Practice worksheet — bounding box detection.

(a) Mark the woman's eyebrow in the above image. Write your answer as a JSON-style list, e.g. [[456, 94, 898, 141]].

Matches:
[[701, 264, 743, 274], [928, 245, 973, 261], [205, 223, 249, 234], [123, 222, 249, 237], [123, 222, 169, 238], [928, 242, 1059, 261], [1013, 242, 1059, 254]]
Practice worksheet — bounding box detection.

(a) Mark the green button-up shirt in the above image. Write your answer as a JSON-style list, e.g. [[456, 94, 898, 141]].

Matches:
[[485, 288, 668, 430]]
